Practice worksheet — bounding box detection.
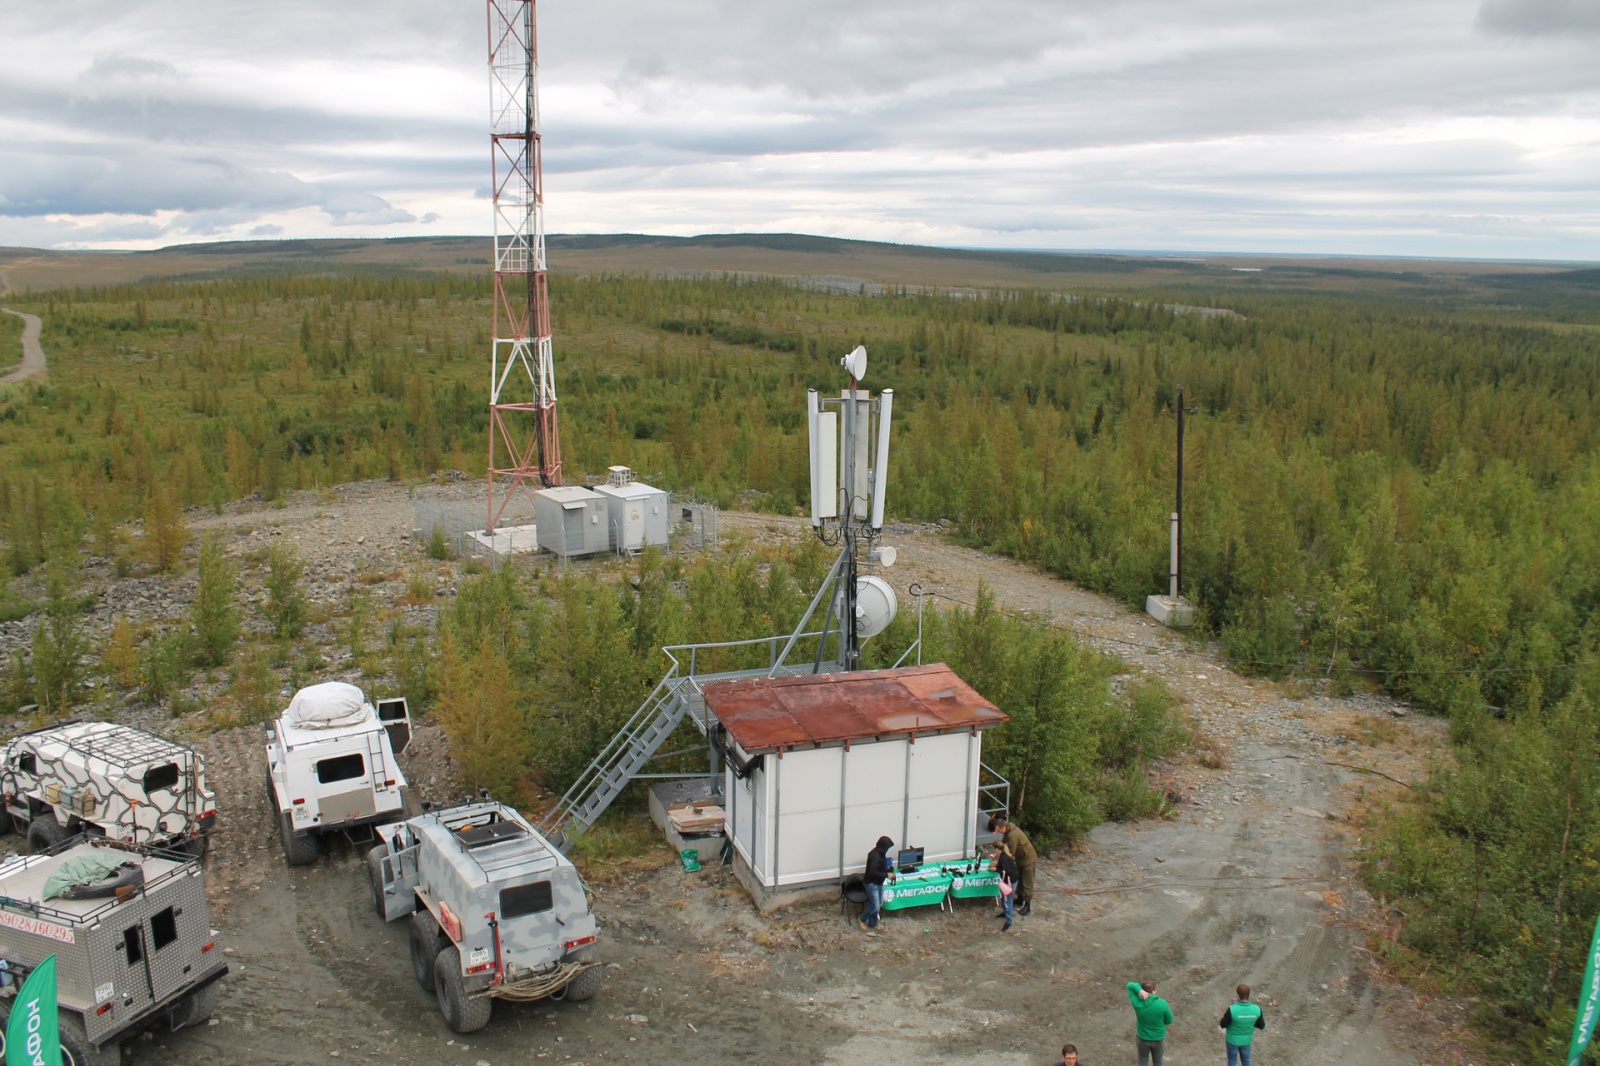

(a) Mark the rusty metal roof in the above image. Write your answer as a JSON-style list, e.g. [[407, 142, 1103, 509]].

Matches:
[[704, 664, 1006, 754]]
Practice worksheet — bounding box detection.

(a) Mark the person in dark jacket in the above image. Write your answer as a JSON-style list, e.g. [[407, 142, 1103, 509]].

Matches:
[[992, 841, 1020, 932], [860, 835, 894, 932]]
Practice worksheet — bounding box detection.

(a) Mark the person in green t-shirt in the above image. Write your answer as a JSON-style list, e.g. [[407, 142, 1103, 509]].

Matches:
[[1218, 983, 1265, 1066], [1126, 980, 1174, 1066]]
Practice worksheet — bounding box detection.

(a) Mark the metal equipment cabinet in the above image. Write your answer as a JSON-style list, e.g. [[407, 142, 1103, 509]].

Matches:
[[533, 486, 608, 557]]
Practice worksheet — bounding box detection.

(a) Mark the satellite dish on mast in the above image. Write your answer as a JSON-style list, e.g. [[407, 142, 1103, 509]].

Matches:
[[841, 345, 867, 382]]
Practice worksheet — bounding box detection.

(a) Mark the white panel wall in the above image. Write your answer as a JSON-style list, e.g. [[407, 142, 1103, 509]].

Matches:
[[774, 748, 844, 885], [905, 734, 971, 863], [726, 730, 994, 890], [751, 753, 774, 881], [726, 764, 756, 867], [839, 739, 907, 880]]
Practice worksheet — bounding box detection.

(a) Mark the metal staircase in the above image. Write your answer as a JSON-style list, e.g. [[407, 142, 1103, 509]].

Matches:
[[535, 631, 838, 852], [536, 672, 695, 851]]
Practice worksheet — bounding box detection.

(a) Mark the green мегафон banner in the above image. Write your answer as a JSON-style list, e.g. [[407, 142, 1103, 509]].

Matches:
[[5, 953, 61, 1066], [1570, 912, 1600, 1066]]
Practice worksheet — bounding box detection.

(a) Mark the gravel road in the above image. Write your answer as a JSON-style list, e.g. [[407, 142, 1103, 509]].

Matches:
[[0, 308, 47, 384]]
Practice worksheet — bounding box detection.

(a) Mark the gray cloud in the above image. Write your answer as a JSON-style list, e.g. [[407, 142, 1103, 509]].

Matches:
[[0, 0, 1595, 258], [1479, 0, 1600, 35]]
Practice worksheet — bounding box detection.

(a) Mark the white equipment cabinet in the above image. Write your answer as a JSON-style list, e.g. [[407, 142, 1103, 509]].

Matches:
[[534, 486, 609, 557], [705, 664, 1008, 892], [594, 467, 669, 552]]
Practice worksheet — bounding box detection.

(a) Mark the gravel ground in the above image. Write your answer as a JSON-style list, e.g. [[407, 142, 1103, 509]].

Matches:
[[2, 483, 1461, 1064]]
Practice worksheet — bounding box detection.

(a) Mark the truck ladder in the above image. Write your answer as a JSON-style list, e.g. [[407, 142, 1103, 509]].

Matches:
[[537, 671, 694, 852]]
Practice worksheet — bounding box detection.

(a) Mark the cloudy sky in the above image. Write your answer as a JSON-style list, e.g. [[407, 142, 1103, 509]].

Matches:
[[1, 0, 1597, 260]]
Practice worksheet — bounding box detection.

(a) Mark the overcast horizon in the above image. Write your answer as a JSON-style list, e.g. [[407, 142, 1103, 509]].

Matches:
[[2, 0, 1597, 262]]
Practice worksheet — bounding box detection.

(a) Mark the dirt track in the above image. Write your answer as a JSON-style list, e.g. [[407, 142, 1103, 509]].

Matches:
[[67, 489, 1448, 1066], [0, 308, 47, 384]]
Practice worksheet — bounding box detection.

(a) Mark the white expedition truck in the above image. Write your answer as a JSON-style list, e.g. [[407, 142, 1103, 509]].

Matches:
[[0, 722, 216, 857], [265, 682, 413, 867]]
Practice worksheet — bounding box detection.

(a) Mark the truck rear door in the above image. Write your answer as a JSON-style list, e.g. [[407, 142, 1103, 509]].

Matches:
[[376, 698, 411, 754], [313, 747, 376, 825]]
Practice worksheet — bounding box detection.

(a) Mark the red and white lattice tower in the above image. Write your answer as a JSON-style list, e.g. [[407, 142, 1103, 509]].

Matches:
[[486, 0, 561, 532]]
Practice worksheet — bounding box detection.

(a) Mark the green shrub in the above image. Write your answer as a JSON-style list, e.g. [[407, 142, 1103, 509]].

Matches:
[[426, 525, 450, 560], [262, 544, 308, 639], [189, 535, 240, 667], [139, 630, 192, 704]]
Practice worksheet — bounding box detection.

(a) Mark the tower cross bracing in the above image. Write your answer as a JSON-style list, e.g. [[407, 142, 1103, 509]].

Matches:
[[487, 0, 561, 533]]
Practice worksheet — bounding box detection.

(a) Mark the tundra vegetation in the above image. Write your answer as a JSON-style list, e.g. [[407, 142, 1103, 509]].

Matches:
[[0, 253, 1597, 1054]]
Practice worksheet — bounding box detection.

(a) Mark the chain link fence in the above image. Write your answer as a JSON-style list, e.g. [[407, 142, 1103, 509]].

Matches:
[[411, 484, 717, 567]]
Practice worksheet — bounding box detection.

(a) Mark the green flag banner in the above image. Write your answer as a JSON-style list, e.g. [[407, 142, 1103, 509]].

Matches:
[[4, 954, 60, 1066], [1571, 911, 1600, 1066]]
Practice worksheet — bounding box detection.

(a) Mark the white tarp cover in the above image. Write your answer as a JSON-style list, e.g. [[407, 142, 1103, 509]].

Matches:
[[286, 682, 374, 729]]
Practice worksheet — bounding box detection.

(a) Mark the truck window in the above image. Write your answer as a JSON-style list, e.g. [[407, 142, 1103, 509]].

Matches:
[[500, 881, 553, 919], [151, 907, 178, 950], [315, 753, 366, 784], [123, 926, 144, 964], [142, 763, 181, 793], [15, 752, 35, 775]]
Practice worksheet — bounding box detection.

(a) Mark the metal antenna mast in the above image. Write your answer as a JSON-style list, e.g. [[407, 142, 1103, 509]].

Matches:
[[486, 0, 561, 533]]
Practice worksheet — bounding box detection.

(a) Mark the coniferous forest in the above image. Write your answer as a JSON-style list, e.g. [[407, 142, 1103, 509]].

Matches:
[[2, 250, 1600, 1055]]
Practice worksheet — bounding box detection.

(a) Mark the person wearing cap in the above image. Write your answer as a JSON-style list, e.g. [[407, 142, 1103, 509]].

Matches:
[[860, 835, 894, 933], [989, 812, 1037, 915]]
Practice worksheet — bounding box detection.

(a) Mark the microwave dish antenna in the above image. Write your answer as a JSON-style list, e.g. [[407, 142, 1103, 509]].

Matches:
[[852, 576, 898, 639], [841, 345, 867, 382]]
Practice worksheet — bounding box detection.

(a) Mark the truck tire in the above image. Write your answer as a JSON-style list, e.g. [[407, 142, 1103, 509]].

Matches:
[[27, 813, 66, 853], [58, 1011, 117, 1066], [366, 845, 389, 919], [410, 908, 446, 991], [169, 980, 221, 1030], [560, 943, 603, 1002], [278, 809, 320, 867], [434, 945, 492, 1034]]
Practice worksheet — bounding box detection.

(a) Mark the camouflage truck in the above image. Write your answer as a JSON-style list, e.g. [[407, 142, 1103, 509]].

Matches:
[[0, 722, 217, 856], [366, 795, 601, 1033], [0, 837, 227, 1066]]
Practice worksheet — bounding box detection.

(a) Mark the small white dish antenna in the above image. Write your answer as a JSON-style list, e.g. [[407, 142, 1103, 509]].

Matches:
[[841, 345, 867, 382], [871, 545, 897, 568]]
